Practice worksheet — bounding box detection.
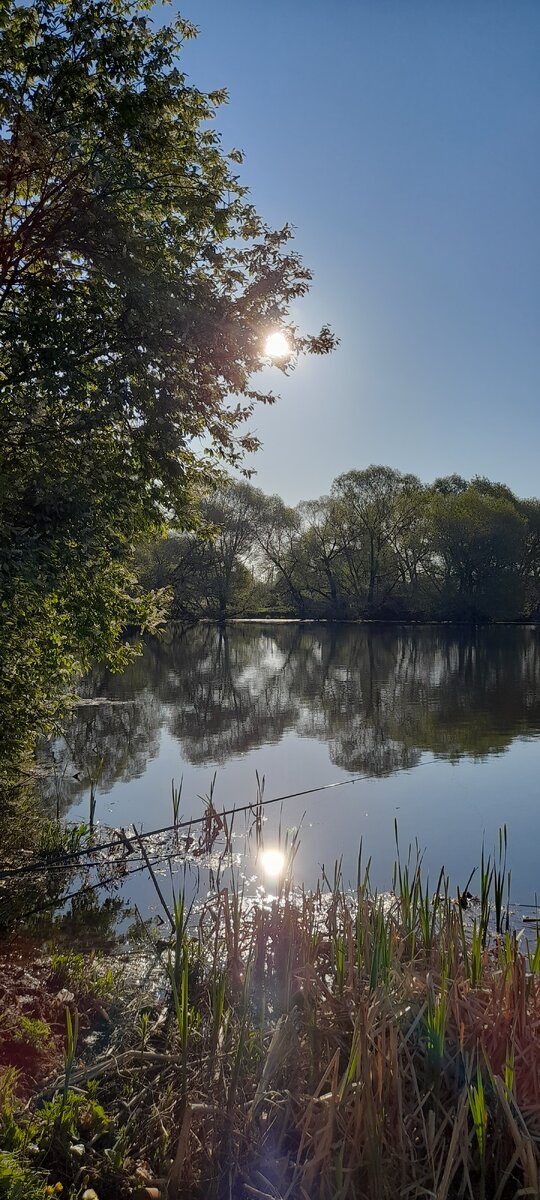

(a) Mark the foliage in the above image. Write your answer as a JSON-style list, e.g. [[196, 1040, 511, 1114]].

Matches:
[[0, 0, 334, 776], [142, 482, 264, 620], [0, 1080, 108, 1199], [2, 839, 540, 1199], [39, 821, 88, 859], [50, 952, 116, 999], [0, 1151, 48, 1200], [139, 467, 540, 623], [431, 485, 527, 619], [13, 1016, 52, 1050]]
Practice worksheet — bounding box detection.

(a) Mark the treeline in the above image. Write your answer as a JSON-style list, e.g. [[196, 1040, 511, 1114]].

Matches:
[[137, 466, 540, 623]]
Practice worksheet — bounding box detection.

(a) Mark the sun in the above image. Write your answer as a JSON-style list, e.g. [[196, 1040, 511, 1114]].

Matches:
[[264, 330, 291, 360], [259, 847, 286, 878]]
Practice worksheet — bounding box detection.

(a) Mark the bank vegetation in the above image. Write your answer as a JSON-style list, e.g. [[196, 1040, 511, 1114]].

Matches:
[[138, 467, 540, 625], [3, 827, 540, 1200]]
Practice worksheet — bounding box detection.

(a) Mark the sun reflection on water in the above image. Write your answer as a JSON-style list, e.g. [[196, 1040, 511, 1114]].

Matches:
[[259, 847, 286, 878]]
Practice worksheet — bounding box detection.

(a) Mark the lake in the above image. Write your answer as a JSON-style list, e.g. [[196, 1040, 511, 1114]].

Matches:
[[43, 622, 540, 916]]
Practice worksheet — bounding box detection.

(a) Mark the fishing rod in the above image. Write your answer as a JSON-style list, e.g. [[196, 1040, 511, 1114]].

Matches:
[[0, 851, 171, 924], [0, 755, 441, 882]]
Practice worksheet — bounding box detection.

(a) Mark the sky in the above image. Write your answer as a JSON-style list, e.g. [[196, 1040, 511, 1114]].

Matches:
[[172, 0, 540, 505]]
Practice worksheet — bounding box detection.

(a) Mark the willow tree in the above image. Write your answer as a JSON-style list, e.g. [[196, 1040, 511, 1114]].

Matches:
[[430, 486, 527, 620], [331, 466, 422, 613], [0, 0, 334, 771]]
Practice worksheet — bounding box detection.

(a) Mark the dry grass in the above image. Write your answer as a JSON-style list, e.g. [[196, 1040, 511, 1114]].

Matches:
[[15, 836, 538, 1200]]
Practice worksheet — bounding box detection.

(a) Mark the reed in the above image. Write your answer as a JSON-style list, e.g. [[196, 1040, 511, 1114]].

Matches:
[[58, 1004, 78, 1131], [6, 827, 540, 1200], [494, 824, 509, 935], [426, 966, 447, 1068], [171, 774, 183, 830], [468, 1063, 488, 1199]]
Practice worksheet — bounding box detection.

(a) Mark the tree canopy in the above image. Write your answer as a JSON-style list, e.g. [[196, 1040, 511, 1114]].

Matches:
[[138, 468, 540, 625], [0, 0, 334, 775]]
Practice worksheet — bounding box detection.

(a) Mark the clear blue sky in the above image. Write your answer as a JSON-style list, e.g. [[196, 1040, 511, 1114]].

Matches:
[[173, 0, 540, 504]]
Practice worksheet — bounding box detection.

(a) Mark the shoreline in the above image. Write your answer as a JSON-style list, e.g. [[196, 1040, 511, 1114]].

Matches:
[[3, 837, 540, 1199], [166, 616, 540, 629]]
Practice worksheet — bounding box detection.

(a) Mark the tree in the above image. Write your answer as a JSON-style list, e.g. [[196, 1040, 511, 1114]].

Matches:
[[183, 481, 261, 620], [135, 534, 185, 594], [0, 0, 334, 773], [430, 486, 526, 620], [388, 482, 432, 607], [432, 474, 468, 496], [245, 491, 306, 615], [516, 499, 540, 616], [331, 466, 422, 613], [294, 497, 349, 618]]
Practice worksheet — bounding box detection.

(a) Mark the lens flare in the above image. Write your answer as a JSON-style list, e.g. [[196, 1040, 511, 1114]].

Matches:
[[259, 847, 286, 877]]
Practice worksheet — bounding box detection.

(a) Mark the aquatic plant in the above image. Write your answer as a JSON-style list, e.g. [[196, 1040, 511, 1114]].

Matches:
[[2, 829, 540, 1199]]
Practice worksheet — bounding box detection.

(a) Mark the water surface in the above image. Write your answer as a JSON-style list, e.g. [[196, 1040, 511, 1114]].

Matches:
[[45, 623, 540, 909]]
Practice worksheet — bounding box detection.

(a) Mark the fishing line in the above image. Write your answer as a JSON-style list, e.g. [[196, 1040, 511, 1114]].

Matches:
[[0, 853, 171, 924], [0, 756, 442, 880]]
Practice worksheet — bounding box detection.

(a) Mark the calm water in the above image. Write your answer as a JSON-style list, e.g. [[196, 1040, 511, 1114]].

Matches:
[[45, 623, 540, 911]]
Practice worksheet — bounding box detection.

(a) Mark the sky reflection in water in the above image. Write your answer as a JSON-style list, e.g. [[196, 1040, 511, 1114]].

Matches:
[[42, 624, 540, 910]]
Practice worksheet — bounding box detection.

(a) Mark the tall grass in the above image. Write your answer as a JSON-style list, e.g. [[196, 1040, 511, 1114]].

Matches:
[[85, 824, 535, 1200], [7, 826, 540, 1200]]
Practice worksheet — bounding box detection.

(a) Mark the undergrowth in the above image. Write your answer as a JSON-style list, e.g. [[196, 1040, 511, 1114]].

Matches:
[[1, 833, 540, 1199]]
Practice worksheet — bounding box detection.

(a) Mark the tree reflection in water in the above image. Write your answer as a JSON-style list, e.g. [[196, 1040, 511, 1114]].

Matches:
[[40, 624, 540, 809]]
